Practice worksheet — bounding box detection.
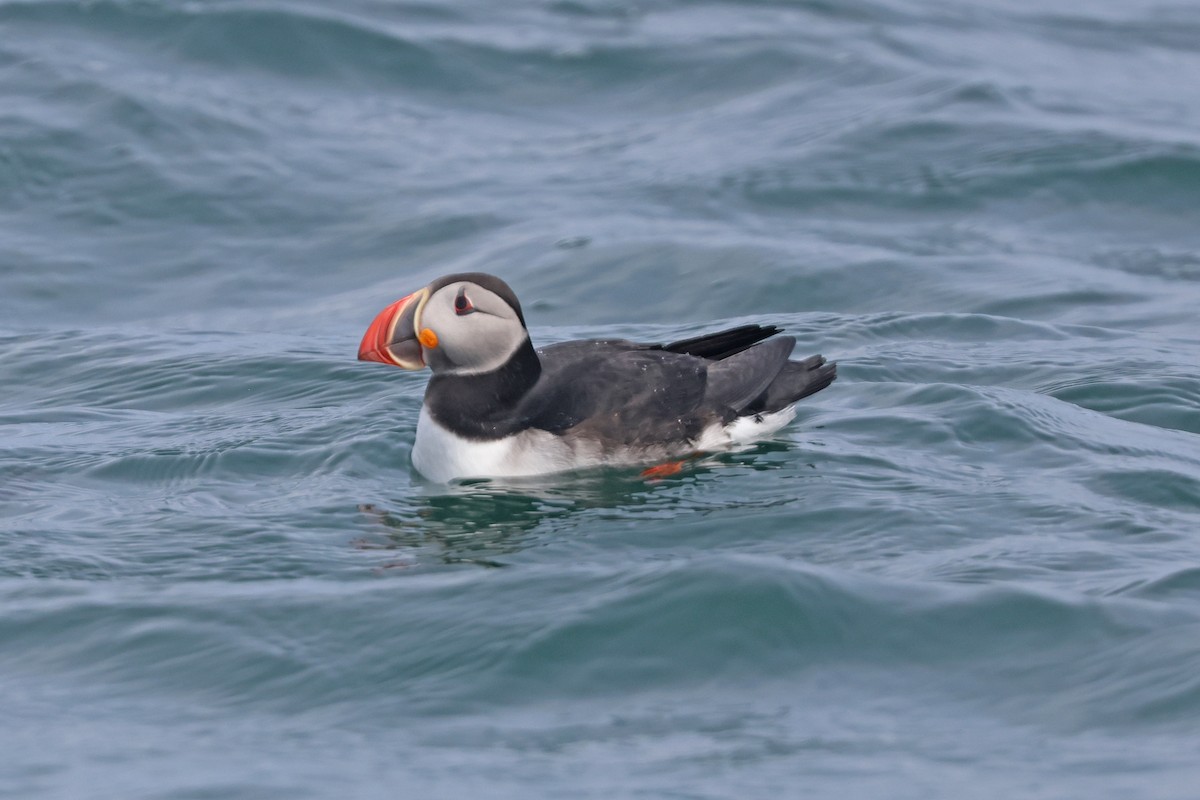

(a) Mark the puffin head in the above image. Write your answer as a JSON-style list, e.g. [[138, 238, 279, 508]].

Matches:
[[358, 272, 529, 375]]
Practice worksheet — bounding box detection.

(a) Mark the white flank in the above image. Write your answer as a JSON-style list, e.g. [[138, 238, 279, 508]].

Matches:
[[725, 405, 797, 445], [411, 403, 799, 483]]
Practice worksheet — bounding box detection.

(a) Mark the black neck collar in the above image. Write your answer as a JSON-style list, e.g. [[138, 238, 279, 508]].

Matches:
[[423, 337, 542, 440]]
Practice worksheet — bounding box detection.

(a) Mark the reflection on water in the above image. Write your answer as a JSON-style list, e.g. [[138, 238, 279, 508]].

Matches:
[[353, 444, 795, 569]]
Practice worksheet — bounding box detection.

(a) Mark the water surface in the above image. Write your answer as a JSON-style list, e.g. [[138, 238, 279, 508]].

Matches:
[[3, 1, 1200, 797]]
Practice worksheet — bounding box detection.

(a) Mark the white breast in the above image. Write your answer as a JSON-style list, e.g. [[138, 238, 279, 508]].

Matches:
[[410, 406, 579, 483]]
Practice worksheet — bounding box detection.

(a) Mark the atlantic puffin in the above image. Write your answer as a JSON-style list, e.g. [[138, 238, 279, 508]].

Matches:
[[358, 273, 836, 482]]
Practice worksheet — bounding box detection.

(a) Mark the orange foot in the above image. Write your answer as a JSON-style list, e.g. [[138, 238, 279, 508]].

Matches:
[[641, 460, 686, 479]]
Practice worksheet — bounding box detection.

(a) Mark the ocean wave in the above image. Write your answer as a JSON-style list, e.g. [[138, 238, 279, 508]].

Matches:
[[723, 125, 1200, 213], [5, 556, 1196, 732], [0, 1, 449, 82]]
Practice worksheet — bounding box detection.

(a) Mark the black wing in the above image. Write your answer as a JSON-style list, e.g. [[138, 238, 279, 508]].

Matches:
[[520, 325, 835, 444], [521, 342, 714, 445], [704, 336, 794, 411], [656, 324, 781, 360]]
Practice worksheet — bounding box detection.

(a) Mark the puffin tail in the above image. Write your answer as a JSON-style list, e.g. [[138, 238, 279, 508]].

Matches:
[[752, 354, 837, 413], [665, 325, 837, 415]]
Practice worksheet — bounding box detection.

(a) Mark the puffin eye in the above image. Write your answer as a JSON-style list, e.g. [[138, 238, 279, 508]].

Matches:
[[454, 292, 474, 315]]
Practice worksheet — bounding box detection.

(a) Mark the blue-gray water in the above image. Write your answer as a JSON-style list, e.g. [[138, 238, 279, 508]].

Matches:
[[3, 1, 1200, 797]]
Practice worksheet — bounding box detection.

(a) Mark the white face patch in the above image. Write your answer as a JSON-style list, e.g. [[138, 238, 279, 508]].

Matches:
[[419, 282, 528, 375]]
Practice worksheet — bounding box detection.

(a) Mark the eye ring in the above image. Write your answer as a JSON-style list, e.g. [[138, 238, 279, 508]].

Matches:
[[454, 291, 474, 315]]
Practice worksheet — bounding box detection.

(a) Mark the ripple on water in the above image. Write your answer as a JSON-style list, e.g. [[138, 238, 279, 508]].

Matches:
[[4, 0, 1200, 794], [3, 557, 1197, 734]]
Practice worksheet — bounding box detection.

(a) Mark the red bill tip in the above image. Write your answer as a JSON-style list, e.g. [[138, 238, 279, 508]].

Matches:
[[358, 293, 421, 367]]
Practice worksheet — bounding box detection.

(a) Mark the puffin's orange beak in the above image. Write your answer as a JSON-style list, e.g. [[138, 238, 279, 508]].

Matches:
[[357, 288, 430, 369]]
